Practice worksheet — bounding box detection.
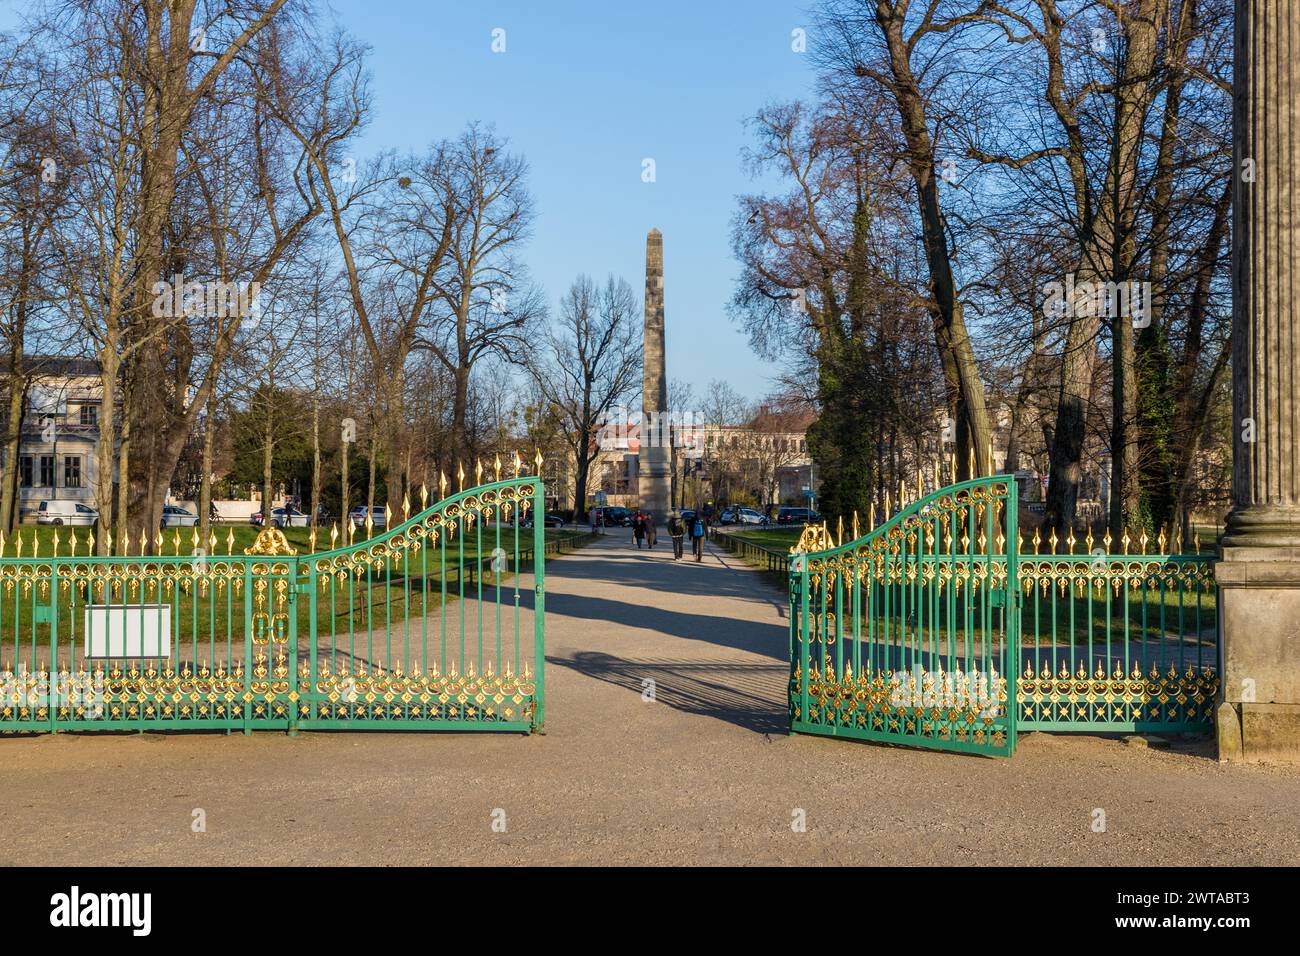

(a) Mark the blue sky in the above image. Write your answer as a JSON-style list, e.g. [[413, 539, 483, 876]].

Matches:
[[326, 0, 818, 399], [1, 0, 819, 398]]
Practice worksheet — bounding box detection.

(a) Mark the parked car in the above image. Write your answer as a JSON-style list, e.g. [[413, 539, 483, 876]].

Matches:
[[592, 506, 632, 527], [733, 507, 769, 526], [349, 506, 388, 530], [35, 500, 98, 527], [160, 505, 199, 529], [523, 513, 565, 529], [776, 506, 821, 526], [718, 509, 736, 525], [250, 506, 310, 528]]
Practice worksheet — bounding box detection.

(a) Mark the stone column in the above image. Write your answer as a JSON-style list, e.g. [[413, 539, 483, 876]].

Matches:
[[1216, 0, 1300, 761], [639, 228, 672, 523]]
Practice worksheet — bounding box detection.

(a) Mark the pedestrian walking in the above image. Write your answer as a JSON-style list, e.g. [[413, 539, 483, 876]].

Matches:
[[633, 511, 646, 549], [691, 510, 706, 562], [667, 511, 685, 560], [645, 513, 657, 549]]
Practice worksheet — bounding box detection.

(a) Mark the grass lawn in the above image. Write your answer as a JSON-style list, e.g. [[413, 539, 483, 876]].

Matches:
[[0, 526, 593, 661]]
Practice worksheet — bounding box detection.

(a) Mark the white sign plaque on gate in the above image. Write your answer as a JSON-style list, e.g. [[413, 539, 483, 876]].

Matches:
[[84, 604, 171, 659]]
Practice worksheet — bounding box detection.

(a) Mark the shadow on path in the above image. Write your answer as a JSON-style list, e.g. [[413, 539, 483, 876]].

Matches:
[[548, 650, 789, 734], [542, 589, 787, 661]]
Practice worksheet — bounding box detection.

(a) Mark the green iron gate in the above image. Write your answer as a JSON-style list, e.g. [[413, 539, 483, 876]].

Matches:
[[789, 476, 1019, 757], [0, 472, 546, 734]]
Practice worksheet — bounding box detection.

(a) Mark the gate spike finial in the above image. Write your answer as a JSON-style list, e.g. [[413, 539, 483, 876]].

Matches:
[[226, 528, 234, 555], [950, 451, 957, 485], [968, 446, 975, 479], [330, 523, 338, 549], [475, 459, 483, 486], [402, 493, 410, 522], [420, 482, 428, 509], [884, 491, 891, 517], [836, 515, 843, 546], [309, 527, 317, 553], [987, 441, 994, 475], [104, 529, 110, 555], [852, 511, 859, 540], [534, 448, 544, 475], [139, 529, 146, 556], [385, 503, 393, 529], [52, 528, 59, 556], [0, 531, 5, 556], [69, 529, 78, 556], [457, 461, 464, 491], [513, 450, 522, 477], [494, 453, 502, 481], [868, 502, 876, 530], [439, 471, 448, 498], [932, 459, 940, 491]]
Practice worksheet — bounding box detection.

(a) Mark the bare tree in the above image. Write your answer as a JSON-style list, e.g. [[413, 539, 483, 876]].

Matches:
[[529, 275, 641, 520]]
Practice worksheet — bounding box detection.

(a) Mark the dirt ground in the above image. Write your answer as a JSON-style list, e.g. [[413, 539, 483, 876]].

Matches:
[[2, 530, 1298, 866]]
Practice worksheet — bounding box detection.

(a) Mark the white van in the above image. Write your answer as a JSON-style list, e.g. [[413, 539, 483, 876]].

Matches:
[[36, 500, 98, 526]]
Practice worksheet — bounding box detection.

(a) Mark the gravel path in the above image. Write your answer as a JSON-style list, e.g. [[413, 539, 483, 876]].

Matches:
[[2, 530, 1298, 866]]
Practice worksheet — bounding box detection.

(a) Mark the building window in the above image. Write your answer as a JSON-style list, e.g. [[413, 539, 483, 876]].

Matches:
[[19, 456, 31, 487], [39, 455, 54, 488], [64, 456, 82, 489], [79, 404, 97, 426]]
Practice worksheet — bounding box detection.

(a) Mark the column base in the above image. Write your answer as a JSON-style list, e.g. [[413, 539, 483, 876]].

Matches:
[[1215, 547, 1300, 763]]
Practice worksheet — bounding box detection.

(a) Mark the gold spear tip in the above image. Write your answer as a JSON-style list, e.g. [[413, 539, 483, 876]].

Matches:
[[420, 483, 428, 508]]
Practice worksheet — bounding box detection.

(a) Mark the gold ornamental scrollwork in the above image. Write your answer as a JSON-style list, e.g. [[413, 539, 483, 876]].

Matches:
[[245, 528, 298, 556]]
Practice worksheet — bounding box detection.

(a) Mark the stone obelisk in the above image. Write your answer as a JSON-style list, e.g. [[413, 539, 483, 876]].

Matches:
[[639, 228, 671, 522]]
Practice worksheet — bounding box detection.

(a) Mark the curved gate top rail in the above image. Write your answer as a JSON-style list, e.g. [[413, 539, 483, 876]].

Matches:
[[789, 476, 1019, 757], [0, 475, 547, 735]]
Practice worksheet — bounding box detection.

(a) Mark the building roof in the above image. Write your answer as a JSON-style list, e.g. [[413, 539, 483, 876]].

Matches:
[[0, 354, 100, 378]]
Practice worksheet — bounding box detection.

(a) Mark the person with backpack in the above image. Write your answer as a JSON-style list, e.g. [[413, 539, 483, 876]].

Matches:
[[667, 511, 686, 560], [691, 510, 707, 562]]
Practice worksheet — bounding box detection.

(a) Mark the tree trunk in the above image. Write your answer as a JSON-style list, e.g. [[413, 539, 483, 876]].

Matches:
[[199, 390, 215, 550], [0, 350, 26, 534]]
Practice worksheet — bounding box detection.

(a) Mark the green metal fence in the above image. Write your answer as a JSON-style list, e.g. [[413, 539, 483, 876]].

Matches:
[[790, 476, 1020, 757], [784, 477, 1220, 755], [0, 473, 551, 735]]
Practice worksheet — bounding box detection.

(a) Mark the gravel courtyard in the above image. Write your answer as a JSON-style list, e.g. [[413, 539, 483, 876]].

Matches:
[[2, 532, 1298, 866]]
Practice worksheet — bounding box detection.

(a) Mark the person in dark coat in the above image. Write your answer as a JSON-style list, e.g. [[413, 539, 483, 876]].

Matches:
[[633, 511, 646, 549], [667, 511, 686, 560]]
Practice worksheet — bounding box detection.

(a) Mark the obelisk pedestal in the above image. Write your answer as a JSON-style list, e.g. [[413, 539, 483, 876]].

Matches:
[[1215, 1, 1300, 762], [639, 228, 672, 523]]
